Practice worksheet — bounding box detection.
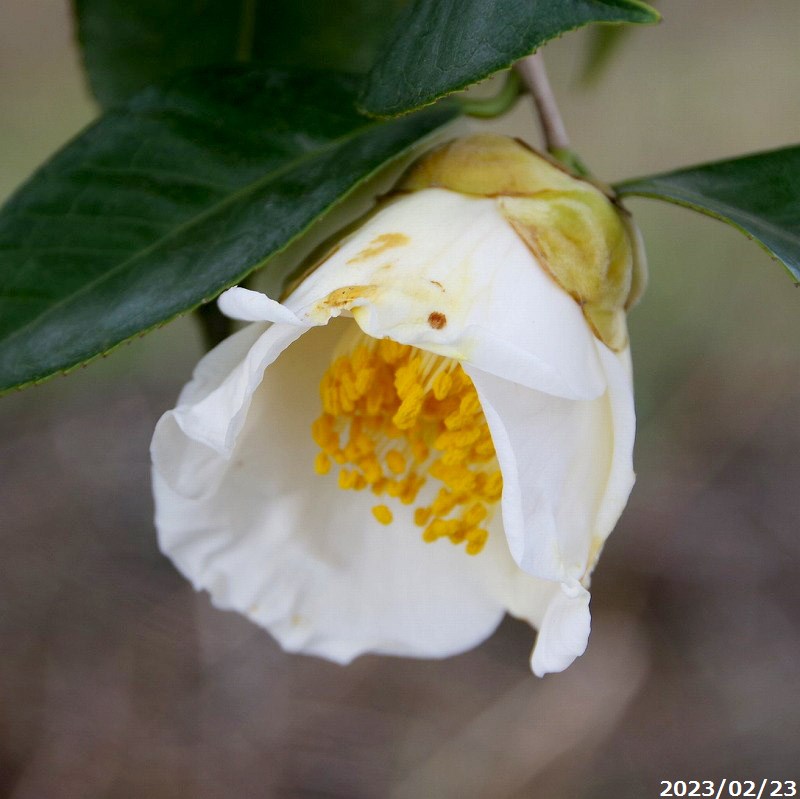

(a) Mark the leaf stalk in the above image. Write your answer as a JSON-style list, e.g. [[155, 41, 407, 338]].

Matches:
[[459, 71, 521, 118]]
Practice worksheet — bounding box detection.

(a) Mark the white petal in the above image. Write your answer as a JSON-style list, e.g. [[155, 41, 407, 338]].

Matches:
[[285, 189, 605, 401], [480, 531, 593, 676], [218, 286, 305, 325], [173, 322, 306, 456], [152, 319, 510, 663], [591, 344, 637, 559], [151, 321, 306, 502], [465, 341, 634, 583], [529, 581, 591, 677], [482, 562, 592, 675]]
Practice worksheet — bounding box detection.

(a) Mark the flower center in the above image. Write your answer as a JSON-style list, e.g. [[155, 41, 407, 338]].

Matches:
[[310, 325, 502, 555]]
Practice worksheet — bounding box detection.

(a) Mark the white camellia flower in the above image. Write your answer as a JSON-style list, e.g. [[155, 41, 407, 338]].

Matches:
[[151, 135, 646, 676]]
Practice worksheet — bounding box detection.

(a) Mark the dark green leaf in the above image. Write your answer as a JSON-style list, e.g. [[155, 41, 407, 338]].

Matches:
[[0, 67, 459, 393], [359, 0, 659, 117], [254, 0, 408, 74], [615, 146, 800, 283], [75, 0, 241, 107], [75, 0, 407, 107]]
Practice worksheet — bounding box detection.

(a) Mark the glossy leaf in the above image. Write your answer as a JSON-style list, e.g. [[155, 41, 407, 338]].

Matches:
[[0, 67, 459, 393], [615, 146, 800, 283], [74, 0, 407, 107], [359, 0, 659, 117]]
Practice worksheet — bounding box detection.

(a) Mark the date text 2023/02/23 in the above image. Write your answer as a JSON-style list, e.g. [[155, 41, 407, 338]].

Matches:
[[660, 779, 796, 798]]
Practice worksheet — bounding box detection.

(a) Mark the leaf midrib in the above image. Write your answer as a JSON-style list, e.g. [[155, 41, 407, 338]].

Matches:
[[0, 113, 387, 350]]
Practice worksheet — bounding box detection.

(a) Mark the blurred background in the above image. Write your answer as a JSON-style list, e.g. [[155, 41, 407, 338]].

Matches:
[[1, 1, 799, 796]]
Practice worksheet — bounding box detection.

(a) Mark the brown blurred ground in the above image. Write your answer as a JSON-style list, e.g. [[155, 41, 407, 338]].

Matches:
[[1, 1, 799, 797]]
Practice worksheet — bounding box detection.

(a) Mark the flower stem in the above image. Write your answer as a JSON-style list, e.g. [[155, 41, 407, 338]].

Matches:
[[515, 51, 592, 177], [459, 71, 522, 118], [514, 51, 570, 153]]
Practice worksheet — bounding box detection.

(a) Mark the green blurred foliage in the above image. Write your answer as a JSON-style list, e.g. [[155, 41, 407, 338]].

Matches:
[[75, 0, 407, 107]]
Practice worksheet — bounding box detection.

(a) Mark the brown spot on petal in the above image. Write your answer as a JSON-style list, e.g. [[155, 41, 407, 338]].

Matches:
[[428, 311, 447, 330], [430, 280, 445, 291], [347, 232, 410, 264]]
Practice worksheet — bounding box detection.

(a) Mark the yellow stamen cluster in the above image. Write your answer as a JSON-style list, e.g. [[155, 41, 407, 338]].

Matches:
[[311, 328, 502, 555]]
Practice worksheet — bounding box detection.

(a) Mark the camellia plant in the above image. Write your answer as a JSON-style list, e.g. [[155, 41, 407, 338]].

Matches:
[[1, 1, 798, 676]]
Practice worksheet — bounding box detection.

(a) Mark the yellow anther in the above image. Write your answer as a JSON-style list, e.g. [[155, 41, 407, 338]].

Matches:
[[379, 337, 407, 364], [430, 489, 458, 517], [424, 518, 462, 543], [343, 441, 360, 462], [428, 459, 454, 485], [444, 411, 468, 431], [394, 357, 423, 400], [414, 507, 432, 527], [465, 527, 485, 542], [351, 345, 372, 372], [459, 393, 482, 416], [399, 473, 424, 505], [311, 415, 338, 449], [311, 326, 503, 556], [314, 452, 331, 475], [411, 439, 429, 464], [474, 436, 496, 457], [422, 519, 449, 542], [338, 470, 355, 490], [432, 371, 453, 400], [366, 389, 384, 417], [392, 384, 424, 429], [465, 528, 488, 555], [386, 479, 404, 498], [454, 470, 478, 494], [434, 427, 482, 451], [385, 449, 406, 475], [462, 502, 488, 527], [482, 471, 503, 501], [357, 366, 376, 393], [354, 433, 374, 456], [320, 379, 339, 415], [360, 457, 383, 485], [449, 369, 467, 392], [372, 505, 393, 525], [441, 447, 472, 467], [448, 523, 467, 544], [339, 384, 355, 413]]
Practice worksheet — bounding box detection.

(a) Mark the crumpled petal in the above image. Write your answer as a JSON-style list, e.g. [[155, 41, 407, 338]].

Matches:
[[285, 189, 606, 401], [528, 581, 591, 677], [465, 338, 634, 583], [218, 287, 305, 325], [153, 320, 520, 662]]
